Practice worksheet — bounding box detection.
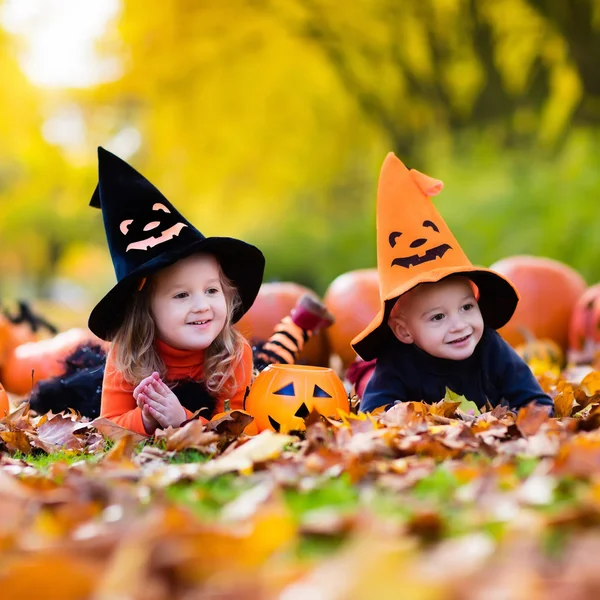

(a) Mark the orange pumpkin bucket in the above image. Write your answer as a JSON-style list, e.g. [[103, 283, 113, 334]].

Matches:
[[244, 364, 350, 432]]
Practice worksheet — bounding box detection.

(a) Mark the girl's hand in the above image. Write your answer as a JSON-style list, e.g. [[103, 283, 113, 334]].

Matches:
[[137, 372, 187, 430], [134, 373, 162, 434]]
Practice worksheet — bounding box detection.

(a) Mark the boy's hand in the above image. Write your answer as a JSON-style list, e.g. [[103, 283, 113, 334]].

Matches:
[[136, 372, 187, 430]]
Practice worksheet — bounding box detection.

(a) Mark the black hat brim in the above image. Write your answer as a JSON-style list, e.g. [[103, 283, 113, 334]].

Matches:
[[88, 236, 265, 340]]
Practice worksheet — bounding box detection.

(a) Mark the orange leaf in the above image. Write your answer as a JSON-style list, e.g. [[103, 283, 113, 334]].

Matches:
[[554, 386, 575, 419], [0, 430, 32, 454], [516, 403, 551, 437]]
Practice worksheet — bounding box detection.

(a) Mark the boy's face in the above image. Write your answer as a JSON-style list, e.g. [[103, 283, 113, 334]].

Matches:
[[388, 276, 484, 360]]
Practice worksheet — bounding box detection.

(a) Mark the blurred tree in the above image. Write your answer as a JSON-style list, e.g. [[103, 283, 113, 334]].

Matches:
[[3, 0, 600, 301], [0, 24, 99, 299]]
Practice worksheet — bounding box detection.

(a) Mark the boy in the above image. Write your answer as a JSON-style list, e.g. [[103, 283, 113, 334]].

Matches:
[[351, 153, 553, 414]]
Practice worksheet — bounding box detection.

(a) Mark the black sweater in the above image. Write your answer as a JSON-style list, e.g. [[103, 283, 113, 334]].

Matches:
[[360, 326, 553, 413]]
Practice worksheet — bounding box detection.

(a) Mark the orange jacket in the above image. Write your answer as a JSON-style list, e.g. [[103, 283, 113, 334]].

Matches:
[[100, 338, 253, 435]]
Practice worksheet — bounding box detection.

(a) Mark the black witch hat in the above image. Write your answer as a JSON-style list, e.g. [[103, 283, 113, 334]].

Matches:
[[88, 147, 265, 340]]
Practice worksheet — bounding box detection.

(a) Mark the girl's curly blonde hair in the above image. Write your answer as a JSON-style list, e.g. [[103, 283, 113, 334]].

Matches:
[[111, 256, 247, 396]]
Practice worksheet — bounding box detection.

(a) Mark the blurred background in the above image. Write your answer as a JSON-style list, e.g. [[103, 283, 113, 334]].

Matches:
[[0, 0, 599, 329]]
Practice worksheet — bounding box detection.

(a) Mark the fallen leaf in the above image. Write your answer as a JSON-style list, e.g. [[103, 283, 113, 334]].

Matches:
[[90, 417, 147, 444], [516, 403, 551, 437], [32, 414, 85, 452], [199, 430, 295, 476], [157, 420, 219, 452]]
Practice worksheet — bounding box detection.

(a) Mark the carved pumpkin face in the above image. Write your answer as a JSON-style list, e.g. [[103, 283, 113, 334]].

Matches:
[[389, 219, 452, 269], [244, 364, 350, 432], [120, 202, 188, 252]]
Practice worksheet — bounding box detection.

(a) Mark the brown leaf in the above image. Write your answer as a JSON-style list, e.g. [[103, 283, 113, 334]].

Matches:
[[429, 399, 461, 418], [4, 402, 31, 430], [581, 371, 600, 395], [553, 435, 600, 477], [379, 402, 428, 432], [102, 434, 140, 463], [199, 430, 295, 476], [31, 414, 84, 452], [206, 410, 255, 436], [515, 403, 551, 437], [158, 419, 219, 452], [554, 386, 575, 419], [0, 430, 32, 454], [90, 417, 147, 444], [573, 387, 600, 410]]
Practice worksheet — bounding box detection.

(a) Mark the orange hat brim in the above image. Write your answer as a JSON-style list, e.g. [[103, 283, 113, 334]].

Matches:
[[351, 266, 519, 361]]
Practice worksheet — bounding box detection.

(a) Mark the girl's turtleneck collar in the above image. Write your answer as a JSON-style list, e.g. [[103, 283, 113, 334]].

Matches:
[[154, 338, 206, 367]]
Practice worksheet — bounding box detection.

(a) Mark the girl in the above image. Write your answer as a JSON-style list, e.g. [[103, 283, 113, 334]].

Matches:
[[79, 147, 331, 436], [101, 251, 252, 435]]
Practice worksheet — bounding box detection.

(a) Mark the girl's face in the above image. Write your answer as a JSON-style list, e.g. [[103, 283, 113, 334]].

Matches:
[[150, 253, 228, 351], [388, 276, 484, 361]]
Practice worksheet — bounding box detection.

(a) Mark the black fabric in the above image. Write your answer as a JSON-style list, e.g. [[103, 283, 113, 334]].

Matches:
[[88, 147, 265, 340], [29, 344, 107, 419], [360, 326, 553, 413], [352, 270, 519, 361], [29, 346, 217, 420], [168, 379, 216, 418]]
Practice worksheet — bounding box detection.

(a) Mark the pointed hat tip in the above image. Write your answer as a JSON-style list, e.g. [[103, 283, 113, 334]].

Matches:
[[382, 152, 407, 169]]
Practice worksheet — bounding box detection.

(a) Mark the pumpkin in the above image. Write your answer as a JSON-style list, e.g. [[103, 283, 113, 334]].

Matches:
[[244, 364, 350, 433], [490, 256, 587, 350], [2, 328, 110, 396], [0, 383, 9, 417], [515, 333, 564, 371], [324, 269, 380, 369], [567, 283, 600, 365], [236, 282, 330, 367], [0, 301, 58, 368]]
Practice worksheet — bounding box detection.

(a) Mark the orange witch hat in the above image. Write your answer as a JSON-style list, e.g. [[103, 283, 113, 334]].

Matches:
[[351, 153, 519, 361]]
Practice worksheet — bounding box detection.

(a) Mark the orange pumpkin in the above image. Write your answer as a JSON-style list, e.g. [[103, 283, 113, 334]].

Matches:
[[0, 301, 59, 369], [0, 383, 9, 417], [2, 328, 110, 396], [515, 336, 564, 369], [490, 256, 586, 350], [567, 284, 600, 364], [324, 269, 380, 369], [244, 364, 350, 432], [0, 313, 37, 367], [236, 282, 330, 367]]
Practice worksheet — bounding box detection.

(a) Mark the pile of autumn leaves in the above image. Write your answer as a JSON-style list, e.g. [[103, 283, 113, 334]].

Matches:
[[2, 370, 600, 598]]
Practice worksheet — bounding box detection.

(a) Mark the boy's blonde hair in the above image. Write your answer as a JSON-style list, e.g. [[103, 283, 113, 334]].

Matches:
[[111, 257, 247, 396]]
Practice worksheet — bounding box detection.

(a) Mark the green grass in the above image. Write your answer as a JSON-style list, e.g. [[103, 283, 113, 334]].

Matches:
[[165, 448, 214, 464], [13, 449, 102, 471]]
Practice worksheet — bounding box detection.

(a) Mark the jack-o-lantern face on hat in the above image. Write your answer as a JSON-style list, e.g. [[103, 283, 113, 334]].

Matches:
[[121, 202, 188, 252], [244, 364, 350, 433], [375, 155, 472, 300], [389, 219, 452, 269]]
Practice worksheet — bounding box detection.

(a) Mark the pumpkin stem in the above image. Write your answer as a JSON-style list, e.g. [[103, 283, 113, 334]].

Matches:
[[518, 326, 536, 344], [4, 301, 58, 335], [223, 398, 231, 413]]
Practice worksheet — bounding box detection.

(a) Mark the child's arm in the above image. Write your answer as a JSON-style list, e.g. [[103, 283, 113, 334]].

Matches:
[[100, 348, 149, 435], [214, 341, 254, 413], [359, 351, 408, 413], [488, 330, 553, 412]]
